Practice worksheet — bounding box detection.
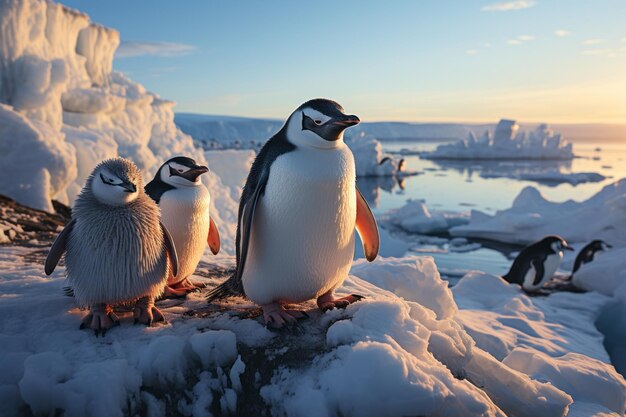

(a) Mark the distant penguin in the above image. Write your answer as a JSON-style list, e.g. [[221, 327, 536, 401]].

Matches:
[[569, 240, 612, 280], [503, 235, 574, 294], [145, 156, 220, 297], [207, 99, 379, 328], [45, 158, 178, 335]]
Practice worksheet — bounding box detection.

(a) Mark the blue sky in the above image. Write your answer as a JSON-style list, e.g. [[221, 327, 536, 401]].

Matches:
[[60, 0, 626, 123]]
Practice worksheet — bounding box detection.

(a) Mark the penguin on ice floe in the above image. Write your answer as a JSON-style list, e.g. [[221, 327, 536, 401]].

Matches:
[[502, 235, 573, 295], [145, 156, 221, 297], [568, 239, 612, 280], [207, 99, 379, 328], [45, 158, 178, 335]]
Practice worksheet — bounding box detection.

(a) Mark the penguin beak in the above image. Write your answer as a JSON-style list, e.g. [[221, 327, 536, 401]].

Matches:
[[332, 115, 360, 128], [120, 180, 137, 193], [563, 244, 575, 251], [184, 165, 209, 182]]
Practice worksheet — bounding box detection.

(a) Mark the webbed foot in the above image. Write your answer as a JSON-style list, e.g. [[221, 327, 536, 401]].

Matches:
[[262, 303, 308, 330], [79, 304, 119, 337], [162, 278, 205, 298], [317, 292, 365, 312], [133, 296, 166, 326]]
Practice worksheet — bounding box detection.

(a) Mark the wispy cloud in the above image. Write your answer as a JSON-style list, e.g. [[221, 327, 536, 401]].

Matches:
[[482, 1, 536, 12], [116, 41, 197, 58], [507, 35, 535, 45], [466, 49, 479, 55], [582, 39, 605, 46], [554, 29, 571, 37]]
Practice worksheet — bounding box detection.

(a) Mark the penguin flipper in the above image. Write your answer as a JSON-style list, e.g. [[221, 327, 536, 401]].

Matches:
[[208, 216, 221, 255], [45, 219, 76, 275], [355, 186, 379, 262], [160, 221, 179, 278], [531, 257, 546, 287]]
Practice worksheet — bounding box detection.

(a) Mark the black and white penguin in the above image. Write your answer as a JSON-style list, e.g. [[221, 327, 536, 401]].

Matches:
[[502, 235, 574, 294], [145, 156, 221, 297], [45, 158, 178, 335], [207, 98, 379, 328], [568, 239, 612, 280]]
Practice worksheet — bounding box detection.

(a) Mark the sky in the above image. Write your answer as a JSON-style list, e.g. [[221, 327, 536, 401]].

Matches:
[[60, 0, 626, 124]]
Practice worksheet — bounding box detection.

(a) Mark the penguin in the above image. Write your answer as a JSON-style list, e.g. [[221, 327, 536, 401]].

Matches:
[[145, 156, 221, 297], [207, 98, 379, 328], [568, 239, 612, 280], [502, 235, 574, 295], [45, 157, 178, 335]]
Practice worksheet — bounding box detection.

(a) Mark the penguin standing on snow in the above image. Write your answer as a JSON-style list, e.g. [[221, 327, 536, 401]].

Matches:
[[145, 156, 221, 297], [568, 239, 612, 280], [503, 235, 574, 295], [45, 158, 178, 335], [207, 99, 379, 328]]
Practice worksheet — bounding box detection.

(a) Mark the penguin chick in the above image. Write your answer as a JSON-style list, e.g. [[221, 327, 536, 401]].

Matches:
[[145, 156, 221, 297], [503, 235, 573, 295], [569, 239, 612, 280], [207, 98, 379, 328], [45, 157, 178, 336]]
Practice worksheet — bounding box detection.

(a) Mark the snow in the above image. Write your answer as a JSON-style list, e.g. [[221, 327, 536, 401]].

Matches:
[[450, 179, 626, 247], [388, 199, 470, 235], [423, 120, 574, 161], [517, 171, 606, 186]]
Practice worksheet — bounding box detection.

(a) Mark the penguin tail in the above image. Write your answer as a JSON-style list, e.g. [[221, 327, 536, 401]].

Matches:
[[206, 276, 243, 303], [62, 286, 74, 297]]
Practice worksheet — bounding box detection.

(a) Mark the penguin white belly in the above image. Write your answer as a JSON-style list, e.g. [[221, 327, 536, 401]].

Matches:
[[159, 186, 211, 284], [523, 253, 562, 290], [242, 145, 356, 305]]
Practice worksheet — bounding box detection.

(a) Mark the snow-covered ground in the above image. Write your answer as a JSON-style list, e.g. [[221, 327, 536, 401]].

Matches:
[[387, 199, 470, 235], [423, 120, 575, 161]]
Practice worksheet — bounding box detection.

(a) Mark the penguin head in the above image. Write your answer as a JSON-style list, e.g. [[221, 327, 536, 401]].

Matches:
[[542, 235, 574, 253], [590, 239, 612, 252], [158, 156, 209, 188], [90, 157, 142, 206], [286, 98, 360, 149]]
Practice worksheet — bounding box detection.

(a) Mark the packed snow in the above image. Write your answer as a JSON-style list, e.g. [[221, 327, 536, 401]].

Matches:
[[388, 199, 470, 235], [423, 120, 575, 161]]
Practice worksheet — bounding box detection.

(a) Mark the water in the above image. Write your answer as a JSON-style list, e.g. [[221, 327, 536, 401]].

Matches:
[[359, 138, 626, 278]]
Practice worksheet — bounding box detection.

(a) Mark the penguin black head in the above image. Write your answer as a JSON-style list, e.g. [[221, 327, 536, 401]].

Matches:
[[539, 235, 574, 253], [285, 98, 360, 149], [588, 239, 612, 252], [90, 157, 142, 206], [158, 156, 209, 188]]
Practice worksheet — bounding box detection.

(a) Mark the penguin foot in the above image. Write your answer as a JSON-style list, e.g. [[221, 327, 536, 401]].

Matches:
[[79, 304, 119, 337], [262, 303, 308, 329], [133, 297, 166, 327], [162, 279, 205, 298], [524, 289, 552, 297], [317, 293, 365, 312]]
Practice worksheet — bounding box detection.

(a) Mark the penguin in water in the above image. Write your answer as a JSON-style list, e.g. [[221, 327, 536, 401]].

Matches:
[[45, 158, 178, 335], [503, 235, 574, 295], [207, 99, 379, 328], [568, 239, 612, 280], [145, 156, 221, 297]]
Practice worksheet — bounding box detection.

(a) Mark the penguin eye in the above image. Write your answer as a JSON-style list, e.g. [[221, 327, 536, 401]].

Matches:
[[314, 119, 323, 125], [177, 169, 184, 173]]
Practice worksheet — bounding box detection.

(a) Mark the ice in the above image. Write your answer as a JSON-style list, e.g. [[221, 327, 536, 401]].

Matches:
[[344, 132, 405, 177], [451, 179, 626, 247], [423, 120, 574, 160], [388, 199, 470, 235]]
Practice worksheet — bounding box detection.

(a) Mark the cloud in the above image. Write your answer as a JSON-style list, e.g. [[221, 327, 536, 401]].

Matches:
[[482, 1, 536, 12], [582, 39, 605, 45], [466, 49, 479, 55], [507, 35, 535, 45], [554, 29, 570, 37], [116, 41, 197, 58]]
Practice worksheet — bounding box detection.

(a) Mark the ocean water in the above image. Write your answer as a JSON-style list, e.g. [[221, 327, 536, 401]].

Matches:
[[359, 138, 626, 278]]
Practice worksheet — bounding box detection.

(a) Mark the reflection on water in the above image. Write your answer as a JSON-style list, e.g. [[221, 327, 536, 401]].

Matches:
[[367, 138, 626, 277]]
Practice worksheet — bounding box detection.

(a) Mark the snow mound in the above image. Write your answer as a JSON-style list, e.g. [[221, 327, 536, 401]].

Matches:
[[389, 199, 470, 235], [0, 0, 241, 254], [451, 179, 626, 247], [423, 120, 574, 160], [345, 132, 406, 177]]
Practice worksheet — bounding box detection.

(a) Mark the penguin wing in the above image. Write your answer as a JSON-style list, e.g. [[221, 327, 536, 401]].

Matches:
[[235, 168, 269, 284], [355, 186, 380, 262], [45, 219, 76, 275], [531, 256, 546, 286], [160, 221, 179, 278], [208, 216, 221, 255]]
